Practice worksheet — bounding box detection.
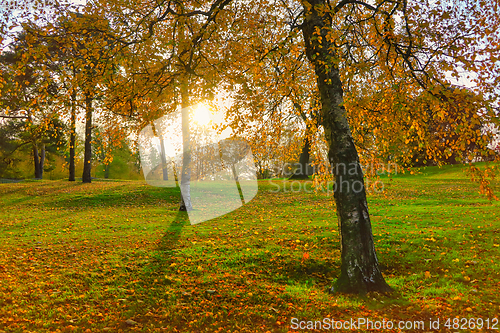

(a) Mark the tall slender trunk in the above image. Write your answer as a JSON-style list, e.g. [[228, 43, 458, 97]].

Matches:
[[82, 92, 93, 183], [179, 77, 193, 211], [104, 163, 110, 179], [69, 89, 76, 181], [302, 0, 392, 293], [33, 143, 45, 179], [33, 144, 42, 179], [159, 135, 169, 181], [29, 113, 42, 180], [290, 124, 311, 180], [39, 144, 45, 179]]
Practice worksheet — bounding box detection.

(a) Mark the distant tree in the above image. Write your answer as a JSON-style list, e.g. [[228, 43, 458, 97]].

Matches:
[[23, 8, 126, 183], [0, 29, 65, 179], [0, 120, 26, 178], [92, 125, 137, 179], [348, 82, 498, 168]]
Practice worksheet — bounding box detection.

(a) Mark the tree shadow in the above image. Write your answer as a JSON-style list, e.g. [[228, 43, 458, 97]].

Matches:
[[139, 210, 191, 282], [47, 186, 180, 209], [156, 210, 190, 252]]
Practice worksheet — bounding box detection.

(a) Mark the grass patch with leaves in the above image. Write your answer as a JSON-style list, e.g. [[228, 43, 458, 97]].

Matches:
[[0, 163, 499, 332]]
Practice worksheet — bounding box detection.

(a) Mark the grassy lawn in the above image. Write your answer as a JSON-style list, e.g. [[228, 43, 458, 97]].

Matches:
[[0, 164, 499, 332]]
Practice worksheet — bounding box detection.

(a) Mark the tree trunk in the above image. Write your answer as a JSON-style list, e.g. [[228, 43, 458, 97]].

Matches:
[[82, 92, 93, 183], [69, 90, 76, 181], [33, 143, 45, 179], [289, 126, 311, 180], [39, 144, 45, 179], [159, 135, 169, 181], [104, 163, 110, 179], [33, 144, 42, 179], [302, 0, 392, 294], [179, 78, 193, 211]]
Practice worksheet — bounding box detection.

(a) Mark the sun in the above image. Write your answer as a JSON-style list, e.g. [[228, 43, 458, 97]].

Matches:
[[192, 103, 212, 127]]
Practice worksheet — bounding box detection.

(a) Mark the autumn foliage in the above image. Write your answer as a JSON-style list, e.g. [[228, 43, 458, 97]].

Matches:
[[1, 0, 499, 304]]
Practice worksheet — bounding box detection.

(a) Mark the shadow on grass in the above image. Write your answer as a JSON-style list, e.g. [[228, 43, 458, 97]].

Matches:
[[0, 178, 24, 183], [47, 186, 181, 209], [140, 210, 191, 279], [0, 181, 80, 206], [157, 210, 191, 252]]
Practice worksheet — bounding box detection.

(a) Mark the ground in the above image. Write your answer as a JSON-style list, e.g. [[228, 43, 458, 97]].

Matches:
[[0, 164, 499, 332]]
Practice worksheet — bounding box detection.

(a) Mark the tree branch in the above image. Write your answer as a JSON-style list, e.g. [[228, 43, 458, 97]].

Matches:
[[0, 114, 29, 119]]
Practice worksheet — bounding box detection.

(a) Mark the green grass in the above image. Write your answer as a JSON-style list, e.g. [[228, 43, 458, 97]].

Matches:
[[0, 163, 499, 332]]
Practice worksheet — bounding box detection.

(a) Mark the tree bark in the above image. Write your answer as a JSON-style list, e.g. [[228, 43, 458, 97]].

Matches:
[[179, 77, 193, 211], [159, 135, 169, 181], [301, 0, 392, 294], [33, 144, 42, 179], [33, 143, 45, 179], [69, 89, 76, 181], [40, 144, 45, 179], [82, 92, 93, 183], [289, 125, 311, 180], [104, 163, 110, 179]]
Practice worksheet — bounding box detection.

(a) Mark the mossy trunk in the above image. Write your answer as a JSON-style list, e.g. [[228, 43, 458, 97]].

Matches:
[[302, 0, 392, 294]]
